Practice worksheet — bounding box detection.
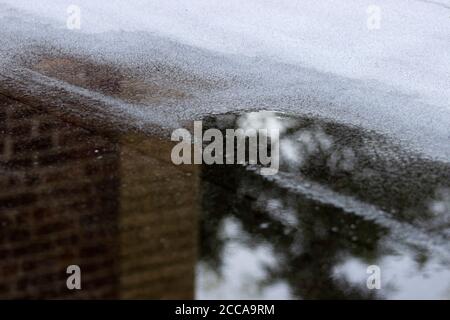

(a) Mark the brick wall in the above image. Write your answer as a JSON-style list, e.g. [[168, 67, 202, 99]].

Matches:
[[0, 96, 198, 299], [118, 135, 198, 299]]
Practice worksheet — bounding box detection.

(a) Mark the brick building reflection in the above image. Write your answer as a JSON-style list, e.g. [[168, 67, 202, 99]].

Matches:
[[0, 96, 198, 299]]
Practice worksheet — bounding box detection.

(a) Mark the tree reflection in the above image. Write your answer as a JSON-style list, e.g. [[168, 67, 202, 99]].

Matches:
[[199, 112, 450, 299]]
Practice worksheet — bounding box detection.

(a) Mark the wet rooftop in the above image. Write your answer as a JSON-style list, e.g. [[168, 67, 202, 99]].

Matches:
[[0, 10, 449, 298], [1, 90, 449, 298]]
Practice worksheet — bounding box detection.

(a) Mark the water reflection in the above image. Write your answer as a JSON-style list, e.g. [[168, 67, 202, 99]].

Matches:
[[198, 111, 450, 300], [0, 97, 198, 298], [0, 102, 449, 299]]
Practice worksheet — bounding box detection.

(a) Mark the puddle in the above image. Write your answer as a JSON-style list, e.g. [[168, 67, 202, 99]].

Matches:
[[32, 55, 193, 104], [1, 99, 449, 299]]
